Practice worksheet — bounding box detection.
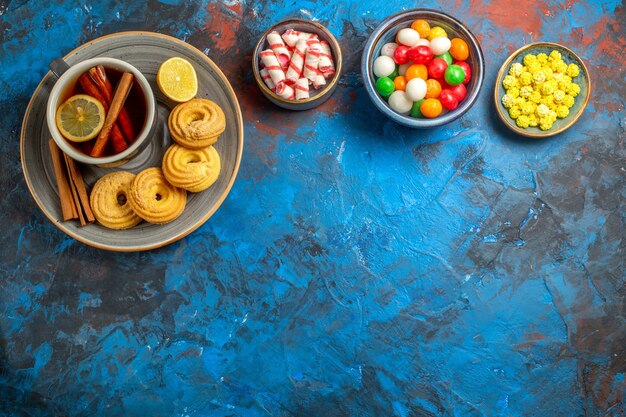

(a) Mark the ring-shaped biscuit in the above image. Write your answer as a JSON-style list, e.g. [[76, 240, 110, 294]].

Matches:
[[89, 171, 142, 230], [127, 167, 187, 224], [168, 98, 226, 149], [162, 144, 221, 192]]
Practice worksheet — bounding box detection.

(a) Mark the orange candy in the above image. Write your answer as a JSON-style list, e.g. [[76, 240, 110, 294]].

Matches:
[[449, 38, 470, 61], [393, 75, 407, 91], [405, 64, 428, 81], [425, 79, 442, 98], [420, 98, 443, 118], [411, 19, 431, 38]]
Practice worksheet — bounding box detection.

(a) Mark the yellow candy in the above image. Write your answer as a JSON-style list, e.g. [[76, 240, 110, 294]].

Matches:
[[521, 101, 536, 115], [567, 63, 580, 77], [519, 71, 533, 86], [541, 82, 555, 96], [509, 106, 521, 119], [562, 94, 575, 108], [527, 61, 542, 74], [552, 60, 568, 74], [549, 50, 562, 61], [553, 90, 565, 103], [529, 90, 542, 104], [502, 94, 515, 109], [556, 105, 570, 118], [428, 26, 447, 41], [536, 103, 550, 118], [502, 75, 519, 89], [523, 54, 537, 66], [503, 49, 579, 130], [520, 86, 533, 98], [533, 70, 546, 85], [568, 83, 581, 97], [516, 115, 531, 128], [509, 62, 524, 77]]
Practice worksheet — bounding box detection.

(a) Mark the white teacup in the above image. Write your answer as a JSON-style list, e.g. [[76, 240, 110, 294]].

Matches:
[[46, 57, 156, 165]]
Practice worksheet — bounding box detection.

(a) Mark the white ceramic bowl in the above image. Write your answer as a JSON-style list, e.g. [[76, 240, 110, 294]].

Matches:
[[46, 57, 156, 165]]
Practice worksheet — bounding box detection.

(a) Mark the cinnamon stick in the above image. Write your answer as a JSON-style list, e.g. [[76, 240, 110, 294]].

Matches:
[[48, 139, 78, 221], [90, 72, 134, 158], [79, 73, 128, 154], [89, 66, 136, 143], [63, 153, 95, 226]]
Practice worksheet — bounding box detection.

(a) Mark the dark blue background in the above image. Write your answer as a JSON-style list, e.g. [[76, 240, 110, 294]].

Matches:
[[1, 0, 624, 416]]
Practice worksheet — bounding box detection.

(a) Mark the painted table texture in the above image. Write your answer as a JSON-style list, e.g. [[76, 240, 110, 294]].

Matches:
[[0, 0, 624, 416]]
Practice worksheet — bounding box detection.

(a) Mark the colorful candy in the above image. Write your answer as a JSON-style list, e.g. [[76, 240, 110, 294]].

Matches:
[[259, 28, 336, 101], [372, 18, 474, 119], [429, 37, 451, 55], [444, 64, 465, 86], [388, 91, 413, 114], [397, 28, 421, 47], [405, 78, 427, 101], [374, 55, 396, 78]]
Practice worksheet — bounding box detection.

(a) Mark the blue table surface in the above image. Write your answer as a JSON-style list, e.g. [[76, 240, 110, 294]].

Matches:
[[1, 1, 624, 416]]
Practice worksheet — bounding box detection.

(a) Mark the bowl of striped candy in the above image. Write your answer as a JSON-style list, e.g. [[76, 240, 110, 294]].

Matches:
[[253, 18, 342, 111], [361, 9, 484, 128]]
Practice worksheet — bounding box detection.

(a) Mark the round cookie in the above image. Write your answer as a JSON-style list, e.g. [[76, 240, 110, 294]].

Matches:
[[89, 171, 142, 230], [168, 98, 226, 149], [162, 144, 221, 192], [127, 167, 187, 224]]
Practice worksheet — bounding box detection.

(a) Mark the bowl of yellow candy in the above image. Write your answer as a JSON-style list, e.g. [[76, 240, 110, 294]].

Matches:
[[494, 42, 590, 138]]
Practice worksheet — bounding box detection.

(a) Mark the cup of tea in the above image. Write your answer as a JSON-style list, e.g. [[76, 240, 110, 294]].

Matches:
[[46, 57, 156, 165]]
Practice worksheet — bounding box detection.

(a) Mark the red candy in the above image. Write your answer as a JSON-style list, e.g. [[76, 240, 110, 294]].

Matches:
[[454, 61, 471, 84], [439, 89, 459, 110], [394, 45, 410, 65], [449, 83, 467, 101], [427, 58, 447, 79], [407, 45, 433, 65]]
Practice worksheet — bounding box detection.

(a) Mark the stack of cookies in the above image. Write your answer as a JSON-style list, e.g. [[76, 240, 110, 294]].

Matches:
[[89, 98, 225, 229]]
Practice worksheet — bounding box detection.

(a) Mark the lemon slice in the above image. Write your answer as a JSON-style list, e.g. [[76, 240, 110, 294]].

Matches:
[[55, 94, 106, 142], [157, 57, 198, 102]]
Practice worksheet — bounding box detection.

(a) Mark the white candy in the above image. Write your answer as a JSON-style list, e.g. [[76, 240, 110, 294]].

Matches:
[[388, 91, 413, 114], [373, 55, 396, 78], [396, 28, 420, 47], [381, 42, 398, 57], [415, 38, 430, 47], [398, 63, 410, 76], [405, 78, 427, 101], [430, 37, 451, 55]]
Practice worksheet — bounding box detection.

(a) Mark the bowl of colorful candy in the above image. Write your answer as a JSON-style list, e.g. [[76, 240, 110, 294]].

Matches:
[[494, 42, 590, 138], [253, 18, 342, 111], [361, 9, 484, 128]]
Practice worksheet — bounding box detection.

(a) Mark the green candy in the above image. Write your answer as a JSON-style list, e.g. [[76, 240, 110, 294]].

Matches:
[[389, 66, 399, 79], [444, 64, 465, 86], [410, 99, 425, 118], [375, 77, 395, 98], [436, 52, 453, 66]]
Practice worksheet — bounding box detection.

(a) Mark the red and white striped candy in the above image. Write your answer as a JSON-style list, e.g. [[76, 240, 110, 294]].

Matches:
[[313, 71, 326, 90], [260, 67, 276, 91], [318, 40, 335, 78], [303, 40, 321, 83], [260, 49, 285, 87], [285, 39, 307, 86], [276, 82, 295, 100], [266, 31, 291, 70], [295, 78, 309, 100], [282, 29, 318, 47]]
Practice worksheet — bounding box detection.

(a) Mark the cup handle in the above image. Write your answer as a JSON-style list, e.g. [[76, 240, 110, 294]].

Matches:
[[49, 58, 70, 78]]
